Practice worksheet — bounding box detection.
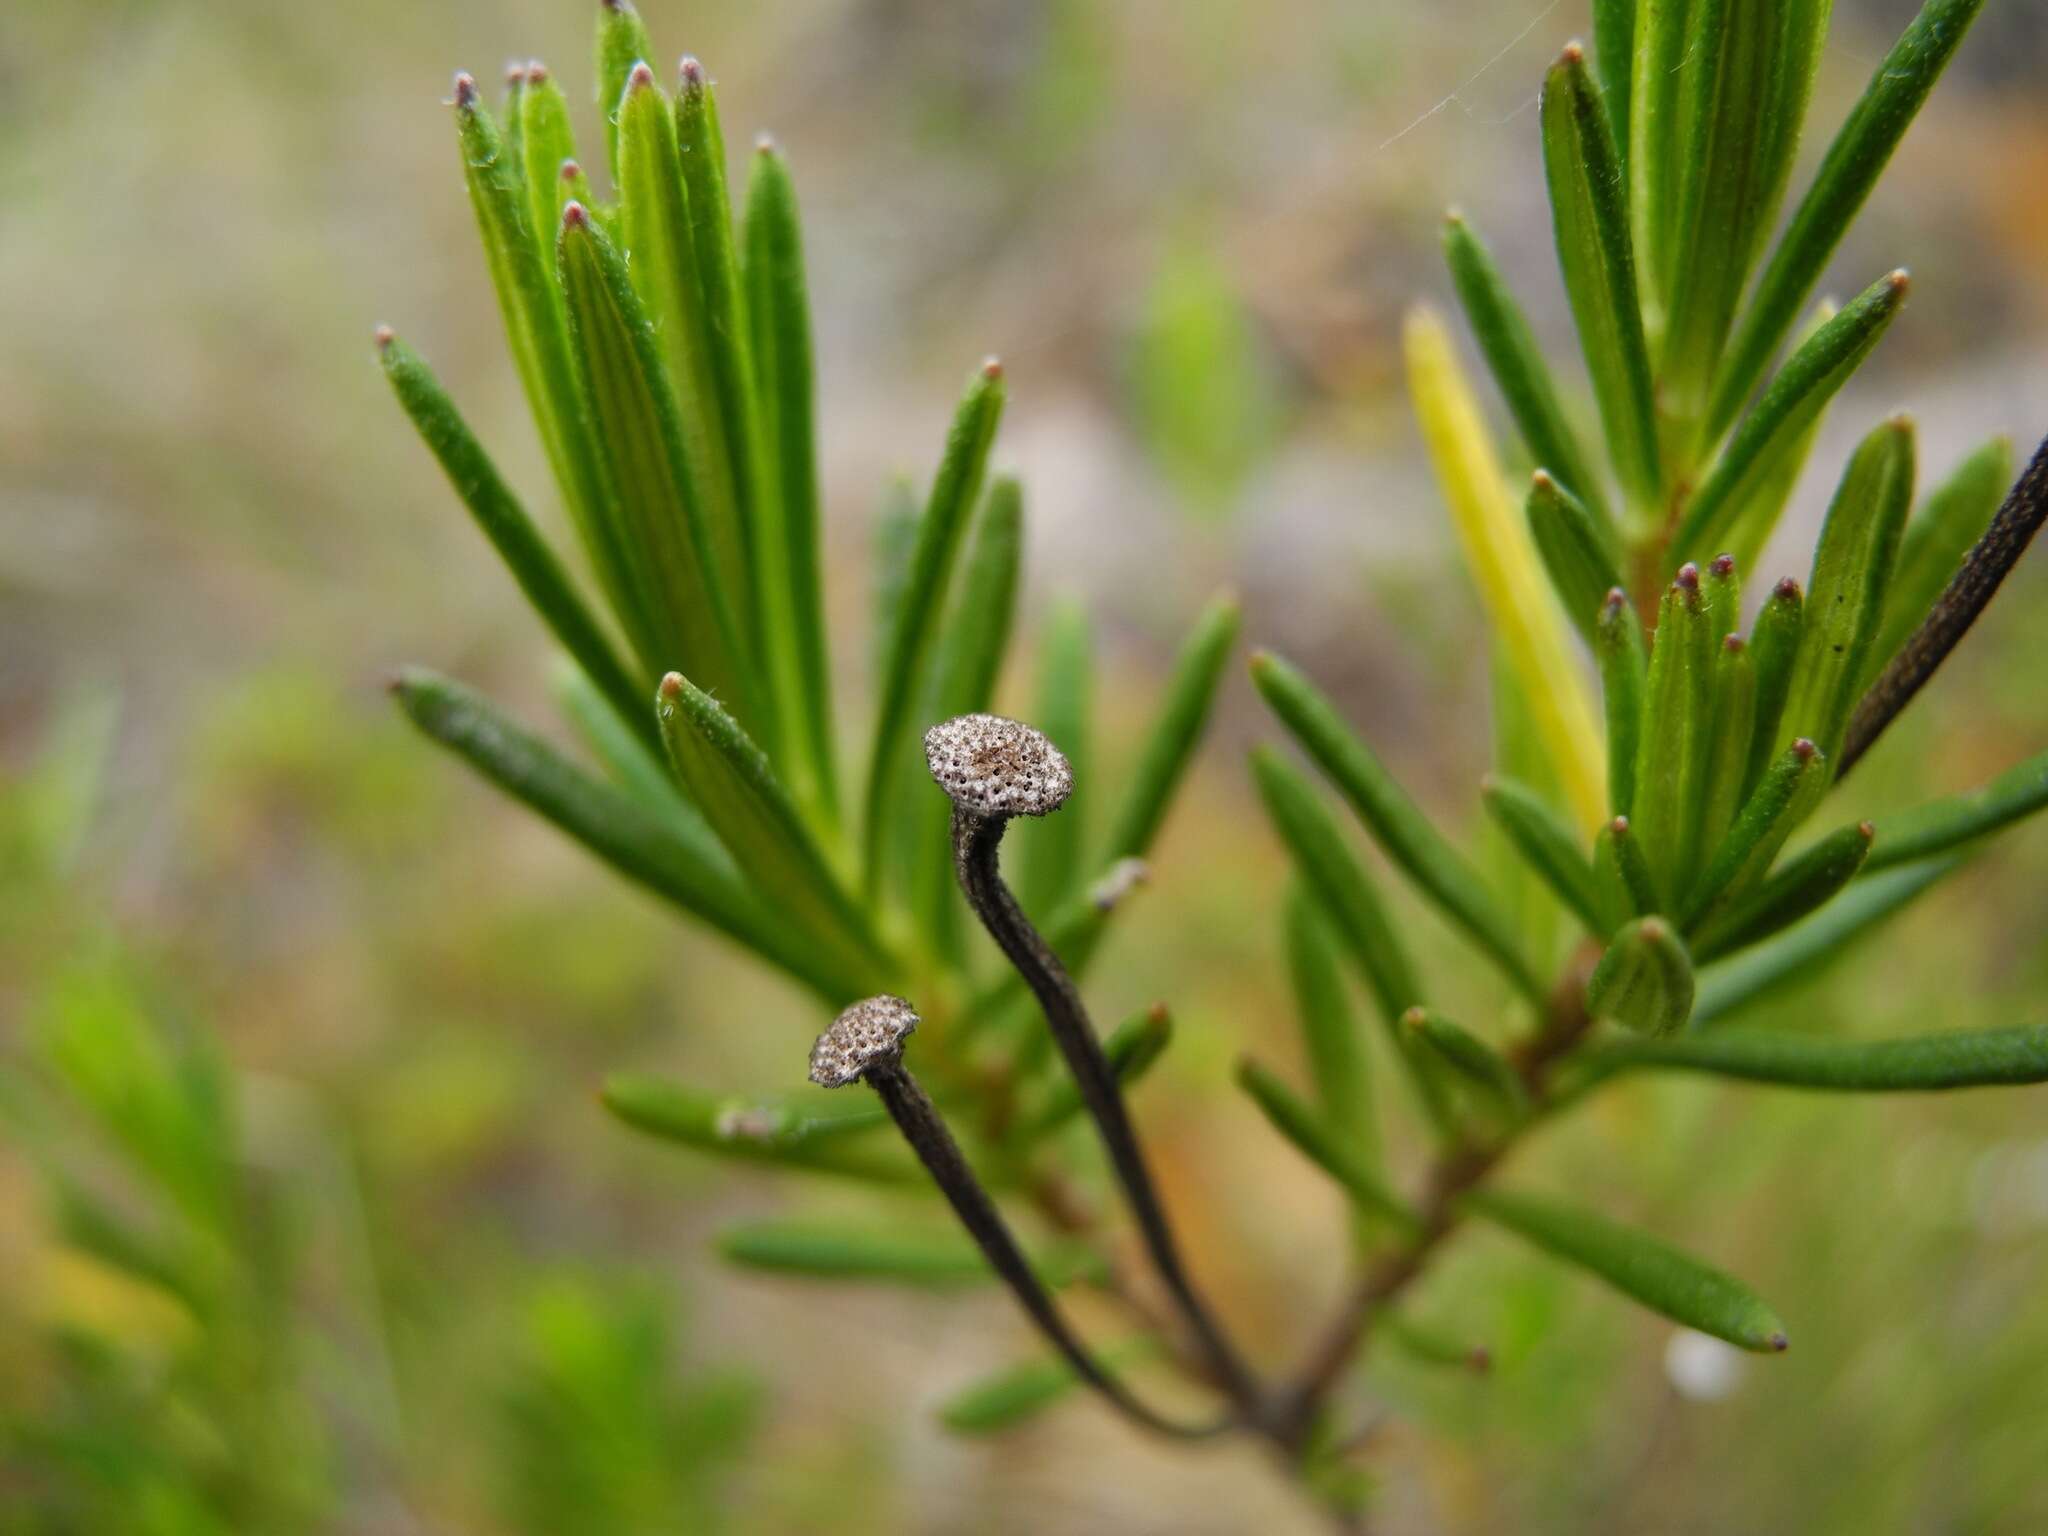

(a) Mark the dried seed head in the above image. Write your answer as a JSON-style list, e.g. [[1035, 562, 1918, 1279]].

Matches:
[[924, 713, 1073, 819], [809, 995, 919, 1088]]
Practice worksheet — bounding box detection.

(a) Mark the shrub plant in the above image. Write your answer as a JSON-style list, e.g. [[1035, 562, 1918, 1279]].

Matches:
[[380, 0, 2047, 1523]]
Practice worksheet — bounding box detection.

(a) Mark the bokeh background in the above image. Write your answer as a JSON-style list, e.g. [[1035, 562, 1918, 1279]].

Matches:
[[5, 1, 2048, 1531]]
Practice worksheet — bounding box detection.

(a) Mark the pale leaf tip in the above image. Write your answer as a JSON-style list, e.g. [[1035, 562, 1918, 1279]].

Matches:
[[526, 58, 550, 85], [1531, 468, 1556, 491], [1559, 39, 1585, 65], [504, 60, 528, 87], [1610, 814, 1631, 836], [755, 131, 779, 155], [980, 355, 1003, 380], [657, 671, 687, 702], [373, 323, 396, 352], [1886, 268, 1911, 295], [1400, 1005, 1428, 1031]]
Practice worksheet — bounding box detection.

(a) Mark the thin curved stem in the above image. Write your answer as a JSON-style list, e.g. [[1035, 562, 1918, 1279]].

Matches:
[[1841, 431, 2048, 776], [950, 806, 1268, 1419], [865, 1062, 1230, 1439]]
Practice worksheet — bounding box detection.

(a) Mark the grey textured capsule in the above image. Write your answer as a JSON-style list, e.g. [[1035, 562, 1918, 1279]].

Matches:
[[923, 713, 1074, 819], [809, 995, 920, 1088]]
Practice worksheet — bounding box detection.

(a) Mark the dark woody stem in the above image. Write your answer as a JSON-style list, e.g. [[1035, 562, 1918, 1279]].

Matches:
[[862, 1057, 1229, 1439], [950, 806, 1267, 1419], [1840, 431, 2048, 776]]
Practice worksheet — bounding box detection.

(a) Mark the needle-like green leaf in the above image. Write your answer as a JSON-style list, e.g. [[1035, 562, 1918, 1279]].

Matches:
[[1693, 855, 1964, 1026], [1587, 916, 1696, 1036], [378, 332, 651, 753], [594, 0, 654, 187], [1251, 749, 1451, 1133], [1481, 775, 1603, 935], [391, 669, 849, 996], [1721, 305, 1836, 577], [601, 1077, 910, 1180], [1694, 635, 1756, 870], [1707, 0, 1988, 441], [1572, 1024, 2048, 1093], [716, 1221, 1103, 1290], [1627, 0, 1693, 343], [1016, 599, 1094, 917], [1466, 1188, 1789, 1352], [1527, 472, 1626, 647], [1286, 887, 1379, 1176], [1253, 651, 1544, 1005], [1673, 271, 1909, 564], [910, 479, 1024, 958], [1741, 578, 1805, 802], [1591, 0, 1634, 158], [1864, 746, 2048, 873], [1384, 1313, 1494, 1375], [1594, 816, 1661, 931], [1544, 42, 1661, 509], [1443, 214, 1612, 528], [1631, 569, 1714, 902], [657, 674, 892, 993], [1862, 435, 2013, 692], [1102, 593, 1241, 864], [1693, 819, 1875, 962], [615, 68, 756, 681], [558, 204, 755, 714], [1595, 587, 1647, 818], [450, 78, 618, 636], [1778, 416, 1915, 766], [863, 363, 1006, 889], [1234, 1057, 1422, 1233], [1685, 738, 1826, 930], [516, 64, 581, 268], [744, 141, 838, 826], [937, 1337, 1162, 1436], [1658, 0, 1829, 425]]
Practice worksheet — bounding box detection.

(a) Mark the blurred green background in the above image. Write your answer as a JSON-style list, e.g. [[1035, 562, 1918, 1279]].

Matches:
[[4, 1, 2047, 1530]]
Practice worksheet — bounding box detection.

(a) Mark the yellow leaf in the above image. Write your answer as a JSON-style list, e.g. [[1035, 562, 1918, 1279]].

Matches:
[[1403, 305, 1606, 831]]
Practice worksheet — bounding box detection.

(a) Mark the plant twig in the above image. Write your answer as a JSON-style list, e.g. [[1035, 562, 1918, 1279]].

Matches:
[[809, 997, 1231, 1439], [1840, 431, 2048, 775]]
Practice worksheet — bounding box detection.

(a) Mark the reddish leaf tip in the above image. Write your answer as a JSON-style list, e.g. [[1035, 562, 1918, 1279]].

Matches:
[[1772, 576, 1803, 601], [980, 355, 1003, 380], [1886, 268, 1910, 294], [1638, 917, 1669, 943], [1531, 468, 1556, 490], [1792, 738, 1817, 761], [526, 58, 549, 84], [1468, 1346, 1492, 1375], [755, 131, 778, 154], [658, 672, 686, 701], [1858, 821, 1876, 841], [1560, 39, 1585, 64], [627, 59, 656, 90], [1723, 634, 1746, 654], [1400, 1006, 1428, 1031], [1610, 814, 1631, 836], [1146, 1002, 1169, 1025], [1709, 553, 1735, 578], [373, 323, 395, 352], [562, 200, 591, 229], [1768, 1332, 1790, 1353], [1675, 562, 1701, 593], [679, 54, 706, 86], [559, 158, 582, 182], [452, 71, 480, 109], [504, 60, 528, 86]]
